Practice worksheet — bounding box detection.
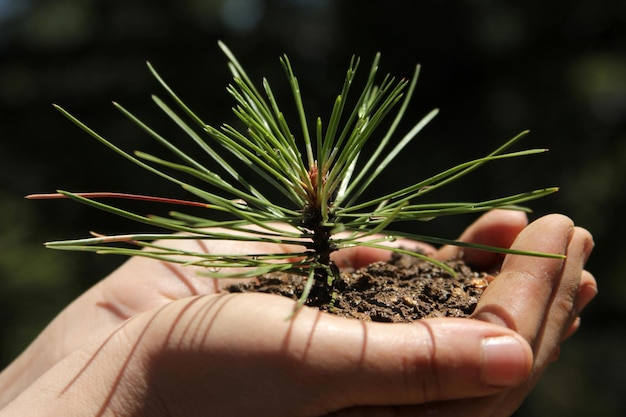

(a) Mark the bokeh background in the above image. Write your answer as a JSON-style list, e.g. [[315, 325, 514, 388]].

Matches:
[[1, 0, 624, 415]]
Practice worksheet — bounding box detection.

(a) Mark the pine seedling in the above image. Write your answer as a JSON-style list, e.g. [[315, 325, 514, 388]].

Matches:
[[29, 42, 562, 312]]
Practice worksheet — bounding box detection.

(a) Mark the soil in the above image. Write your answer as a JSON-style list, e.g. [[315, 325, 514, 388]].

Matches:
[[227, 252, 494, 323]]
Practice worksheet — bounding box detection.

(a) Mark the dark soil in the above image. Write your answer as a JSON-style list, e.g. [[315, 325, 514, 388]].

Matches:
[[227, 253, 494, 323]]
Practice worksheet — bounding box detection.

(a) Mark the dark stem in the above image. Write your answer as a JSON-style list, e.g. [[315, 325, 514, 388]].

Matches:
[[302, 203, 337, 286]]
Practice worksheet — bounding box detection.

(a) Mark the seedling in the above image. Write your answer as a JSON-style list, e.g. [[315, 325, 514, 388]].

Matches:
[[29, 42, 562, 311]]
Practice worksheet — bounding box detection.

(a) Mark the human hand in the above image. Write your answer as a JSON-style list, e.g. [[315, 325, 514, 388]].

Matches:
[[470, 212, 596, 416], [0, 210, 596, 417], [384, 210, 597, 417]]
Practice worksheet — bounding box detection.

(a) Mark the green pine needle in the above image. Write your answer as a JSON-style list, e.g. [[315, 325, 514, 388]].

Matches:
[[31, 42, 564, 314]]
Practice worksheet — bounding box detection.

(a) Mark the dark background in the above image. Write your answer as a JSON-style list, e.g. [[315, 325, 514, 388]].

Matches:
[[1, 0, 624, 415]]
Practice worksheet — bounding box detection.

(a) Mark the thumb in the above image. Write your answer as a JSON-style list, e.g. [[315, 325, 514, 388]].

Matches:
[[144, 294, 533, 414], [10, 294, 532, 417], [305, 316, 533, 413]]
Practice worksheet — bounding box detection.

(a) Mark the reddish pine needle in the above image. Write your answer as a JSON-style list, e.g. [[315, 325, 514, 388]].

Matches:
[[26, 192, 210, 208]]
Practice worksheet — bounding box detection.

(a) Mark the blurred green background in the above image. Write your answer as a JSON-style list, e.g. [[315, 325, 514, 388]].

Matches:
[[0, 0, 624, 415]]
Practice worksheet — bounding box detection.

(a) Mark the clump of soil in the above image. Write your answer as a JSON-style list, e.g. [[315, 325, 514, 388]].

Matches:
[[227, 252, 493, 323]]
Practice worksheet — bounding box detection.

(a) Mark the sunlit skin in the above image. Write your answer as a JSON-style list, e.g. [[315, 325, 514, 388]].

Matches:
[[0, 210, 596, 417]]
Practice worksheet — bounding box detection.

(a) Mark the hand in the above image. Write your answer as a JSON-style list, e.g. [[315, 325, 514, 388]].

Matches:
[[386, 210, 597, 417], [0, 211, 596, 417], [473, 212, 596, 416]]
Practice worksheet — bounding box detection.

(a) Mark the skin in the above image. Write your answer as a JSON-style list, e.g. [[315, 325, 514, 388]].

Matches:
[[0, 210, 596, 417]]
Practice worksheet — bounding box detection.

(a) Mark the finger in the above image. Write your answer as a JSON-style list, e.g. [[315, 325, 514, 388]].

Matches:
[[471, 214, 573, 342], [435, 209, 528, 269], [561, 316, 581, 341], [315, 318, 532, 410], [532, 226, 594, 364], [561, 269, 597, 342], [576, 269, 598, 314]]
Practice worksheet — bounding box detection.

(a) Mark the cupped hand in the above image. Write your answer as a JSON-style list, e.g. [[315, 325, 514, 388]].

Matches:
[[344, 210, 596, 417], [0, 211, 596, 417]]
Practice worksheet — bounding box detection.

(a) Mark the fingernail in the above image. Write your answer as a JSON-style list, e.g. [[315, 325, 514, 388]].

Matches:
[[481, 335, 531, 387]]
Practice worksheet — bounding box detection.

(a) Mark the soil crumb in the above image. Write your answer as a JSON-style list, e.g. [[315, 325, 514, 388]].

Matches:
[[227, 253, 493, 322]]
